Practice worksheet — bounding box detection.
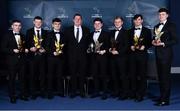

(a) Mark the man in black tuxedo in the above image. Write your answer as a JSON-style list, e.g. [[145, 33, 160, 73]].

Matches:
[[88, 18, 109, 100], [64, 14, 90, 98], [152, 8, 178, 106], [109, 16, 129, 100], [26, 16, 47, 99], [1, 20, 29, 103], [128, 14, 152, 102], [45, 18, 65, 99]]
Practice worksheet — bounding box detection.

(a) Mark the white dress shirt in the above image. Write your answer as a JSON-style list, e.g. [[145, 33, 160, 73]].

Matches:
[[158, 20, 167, 32], [114, 27, 122, 40], [34, 27, 42, 37], [134, 25, 142, 38], [13, 31, 21, 46], [74, 26, 82, 42], [93, 29, 102, 42], [54, 30, 60, 43]]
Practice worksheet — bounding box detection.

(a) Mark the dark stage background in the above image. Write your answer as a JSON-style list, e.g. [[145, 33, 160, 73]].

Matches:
[[0, 0, 179, 76]]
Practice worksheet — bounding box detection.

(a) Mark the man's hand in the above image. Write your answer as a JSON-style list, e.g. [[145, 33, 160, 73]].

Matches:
[[30, 47, 37, 52], [98, 50, 106, 55], [13, 49, 20, 53], [53, 52, 60, 56], [131, 46, 135, 51], [139, 45, 145, 51], [39, 48, 46, 53], [25, 49, 29, 53], [152, 40, 165, 47], [111, 50, 119, 55]]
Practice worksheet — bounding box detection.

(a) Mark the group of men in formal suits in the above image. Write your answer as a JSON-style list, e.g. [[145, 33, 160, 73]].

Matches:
[[0, 8, 177, 106]]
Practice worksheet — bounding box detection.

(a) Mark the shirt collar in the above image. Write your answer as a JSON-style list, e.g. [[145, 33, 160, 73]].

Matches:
[[95, 29, 102, 33], [54, 29, 60, 33], [160, 20, 167, 25], [74, 25, 82, 29], [34, 27, 41, 31], [135, 25, 142, 29]]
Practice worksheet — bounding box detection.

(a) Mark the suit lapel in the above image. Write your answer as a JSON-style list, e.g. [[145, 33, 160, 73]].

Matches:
[[10, 31, 19, 48], [116, 29, 123, 41], [161, 21, 168, 32]]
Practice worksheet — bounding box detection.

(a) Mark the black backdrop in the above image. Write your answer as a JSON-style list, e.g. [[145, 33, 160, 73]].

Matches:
[[0, 0, 179, 72]]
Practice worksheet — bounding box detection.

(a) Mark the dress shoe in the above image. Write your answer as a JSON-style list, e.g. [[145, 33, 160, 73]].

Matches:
[[134, 96, 144, 102], [80, 93, 86, 98], [47, 95, 54, 99], [10, 97, 17, 104], [40, 93, 47, 98], [154, 101, 169, 106], [101, 94, 108, 100], [111, 93, 118, 98], [57, 93, 65, 97], [31, 95, 37, 100], [90, 93, 99, 98], [20, 95, 29, 101], [69, 94, 76, 98], [152, 97, 161, 102], [118, 95, 128, 100]]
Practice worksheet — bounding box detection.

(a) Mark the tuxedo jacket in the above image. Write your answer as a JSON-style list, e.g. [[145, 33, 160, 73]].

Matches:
[[109, 28, 128, 57], [128, 26, 152, 54], [64, 26, 90, 61], [26, 28, 47, 57], [154, 20, 178, 60], [1, 31, 26, 66], [45, 31, 66, 57], [89, 30, 110, 54]]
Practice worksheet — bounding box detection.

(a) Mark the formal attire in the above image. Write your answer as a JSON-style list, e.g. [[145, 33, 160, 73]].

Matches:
[[128, 26, 152, 101], [45, 30, 65, 98], [109, 28, 129, 99], [154, 20, 178, 104], [26, 27, 47, 98], [88, 29, 110, 99], [64, 26, 90, 97], [0, 31, 28, 102]]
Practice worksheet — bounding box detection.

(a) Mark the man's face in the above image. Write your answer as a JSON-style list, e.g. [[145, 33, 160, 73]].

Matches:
[[73, 16, 82, 27], [134, 17, 143, 27], [159, 12, 168, 22], [33, 19, 42, 29], [11, 22, 21, 32], [52, 22, 61, 31], [94, 21, 103, 31], [114, 18, 123, 28]]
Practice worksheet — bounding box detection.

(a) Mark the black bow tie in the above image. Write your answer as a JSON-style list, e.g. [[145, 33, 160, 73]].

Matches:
[[159, 23, 164, 25], [135, 28, 141, 30], [115, 29, 120, 31], [54, 32, 60, 34], [14, 33, 20, 35], [95, 31, 100, 33]]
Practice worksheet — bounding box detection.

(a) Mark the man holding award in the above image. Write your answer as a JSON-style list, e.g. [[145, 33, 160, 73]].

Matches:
[[1, 20, 29, 103], [152, 8, 178, 106], [128, 14, 152, 102], [109, 16, 129, 100], [64, 14, 90, 98], [26, 16, 47, 99], [45, 18, 65, 99], [88, 18, 109, 100]]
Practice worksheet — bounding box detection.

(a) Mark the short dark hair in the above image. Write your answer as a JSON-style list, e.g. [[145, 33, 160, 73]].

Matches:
[[52, 18, 61, 23], [34, 16, 43, 21], [133, 14, 143, 20], [158, 8, 169, 14], [93, 18, 103, 23], [114, 16, 124, 21], [73, 13, 82, 19], [11, 19, 21, 25]]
